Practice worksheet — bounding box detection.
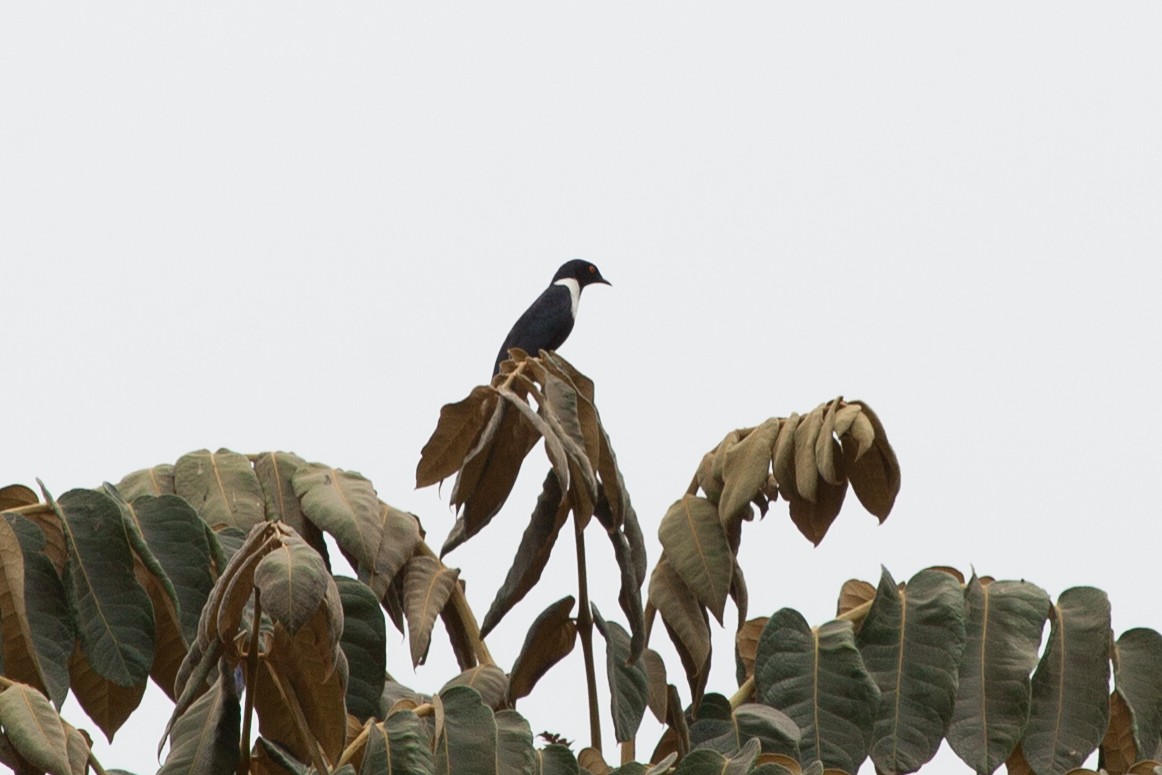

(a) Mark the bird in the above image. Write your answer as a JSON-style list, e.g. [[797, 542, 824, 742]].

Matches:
[[493, 259, 611, 376]]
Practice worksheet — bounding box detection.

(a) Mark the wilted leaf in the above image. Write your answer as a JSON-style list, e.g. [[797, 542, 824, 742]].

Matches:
[[509, 596, 577, 704], [594, 495, 646, 662], [719, 419, 780, 527], [754, 609, 880, 773], [403, 555, 460, 667], [771, 414, 800, 498], [417, 386, 498, 488], [785, 473, 847, 547], [174, 449, 265, 530], [658, 496, 732, 624], [254, 451, 329, 562], [814, 400, 844, 486], [793, 405, 824, 503], [253, 531, 330, 635], [735, 617, 769, 687], [1022, 586, 1111, 775], [68, 644, 147, 741], [946, 577, 1050, 775], [857, 568, 967, 775], [640, 648, 669, 724], [593, 605, 649, 744], [1102, 691, 1137, 775], [0, 484, 38, 510], [836, 579, 876, 618], [648, 559, 711, 678], [481, 472, 569, 638], [0, 681, 72, 775], [841, 402, 900, 521], [292, 464, 378, 567]]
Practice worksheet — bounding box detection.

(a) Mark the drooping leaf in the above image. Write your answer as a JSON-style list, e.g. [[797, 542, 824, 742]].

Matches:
[[481, 472, 569, 638], [439, 581, 479, 672], [1102, 690, 1138, 775], [444, 398, 540, 556], [594, 494, 646, 662], [856, 567, 967, 774], [946, 577, 1050, 775], [0, 484, 38, 510], [291, 464, 378, 568], [534, 368, 599, 524], [596, 426, 645, 586], [0, 681, 72, 775], [157, 661, 240, 775], [336, 576, 387, 723], [361, 505, 423, 602], [784, 469, 847, 547], [253, 531, 330, 635], [435, 685, 498, 775], [648, 559, 711, 685], [174, 449, 265, 530], [592, 605, 648, 743], [441, 664, 509, 710], [1021, 586, 1111, 775], [814, 399, 844, 486], [840, 402, 900, 521], [793, 406, 824, 503], [52, 488, 155, 688], [754, 609, 880, 773], [508, 596, 577, 704], [114, 465, 175, 500], [735, 616, 768, 688], [657, 496, 732, 624], [718, 419, 779, 528], [1, 514, 73, 707], [417, 386, 498, 488], [1113, 628, 1162, 761], [403, 555, 459, 667]]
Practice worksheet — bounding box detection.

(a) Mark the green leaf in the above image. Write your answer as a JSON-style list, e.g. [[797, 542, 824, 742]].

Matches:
[[291, 464, 378, 566], [688, 694, 799, 759], [157, 662, 240, 775], [1021, 586, 1111, 775], [403, 555, 460, 667], [592, 605, 649, 743], [174, 449, 265, 530], [337, 577, 386, 722], [674, 739, 760, 775], [435, 685, 498, 775], [537, 744, 579, 775], [0, 514, 73, 708], [441, 665, 510, 710], [1114, 628, 1162, 760], [253, 531, 330, 634], [496, 710, 536, 775], [754, 608, 880, 773], [857, 567, 967, 774], [254, 451, 330, 561], [363, 711, 435, 775], [657, 495, 732, 624], [946, 577, 1050, 775], [52, 488, 155, 687], [119, 493, 215, 644], [0, 681, 72, 775], [481, 472, 569, 638], [508, 596, 577, 704], [115, 465, 175, 500]]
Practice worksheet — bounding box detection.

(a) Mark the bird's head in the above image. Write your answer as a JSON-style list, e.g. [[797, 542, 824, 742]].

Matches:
[[553, 259, 611, 289]]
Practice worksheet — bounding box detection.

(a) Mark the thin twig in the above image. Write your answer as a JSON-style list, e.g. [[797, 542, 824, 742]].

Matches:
[[574, 515, 602, 752]]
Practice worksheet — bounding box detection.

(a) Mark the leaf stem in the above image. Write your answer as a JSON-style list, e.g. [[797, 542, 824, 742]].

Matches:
[[574, 515, 603, 752]]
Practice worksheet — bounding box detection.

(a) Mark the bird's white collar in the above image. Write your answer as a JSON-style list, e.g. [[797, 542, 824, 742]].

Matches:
[[554, 277, 581, 317]]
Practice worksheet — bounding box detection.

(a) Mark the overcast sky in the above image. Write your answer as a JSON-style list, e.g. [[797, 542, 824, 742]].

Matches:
[[3, 4, 1161, 773]]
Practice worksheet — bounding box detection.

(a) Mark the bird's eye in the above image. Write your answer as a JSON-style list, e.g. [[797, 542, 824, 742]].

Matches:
[[588, 265, 596, 274]]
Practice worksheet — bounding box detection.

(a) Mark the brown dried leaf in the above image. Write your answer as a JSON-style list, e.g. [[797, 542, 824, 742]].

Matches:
[[719, 418, 780, 527], [1006, 744, 1035, 775], [657, 496, 732, 624], [416, 386, 497, 488], [771, 413, 800, 497], [441, 664, 510, 710], [0, 484, 38, 510], [648, 558, 710, 675], [68, 645, 147, 741], [837, 579, 877, 617], [578, 747, 611, 774], [403, 555, 460, 667], [815, 398, 845, 486], [736, 617, 769, 686], [134, 556, 186, 700], [641, 648, 669, 724], [508, 596, 577, 704], [786, 472, 847, 546], [1102, 691, 1138, 775], [843, 401, 901, 521], [794, 405, 825, 503]]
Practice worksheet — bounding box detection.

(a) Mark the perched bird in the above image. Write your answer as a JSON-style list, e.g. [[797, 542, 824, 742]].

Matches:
[[493, 259, 611, 376]]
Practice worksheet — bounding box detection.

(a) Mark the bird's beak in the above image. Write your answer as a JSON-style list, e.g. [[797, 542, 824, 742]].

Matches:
[[598, 276, 611, 286]]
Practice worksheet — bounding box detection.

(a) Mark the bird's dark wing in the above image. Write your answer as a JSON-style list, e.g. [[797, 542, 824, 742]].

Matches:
[[493, 285, 575, 375]]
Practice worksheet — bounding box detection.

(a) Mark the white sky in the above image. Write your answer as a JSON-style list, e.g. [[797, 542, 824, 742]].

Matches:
[[3, 4, 1161, 773]]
